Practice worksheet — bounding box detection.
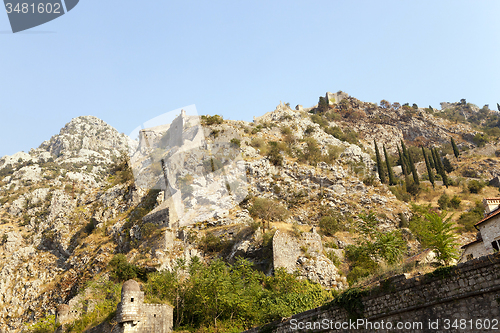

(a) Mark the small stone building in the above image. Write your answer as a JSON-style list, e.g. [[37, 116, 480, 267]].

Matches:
[[56, 280, 173, 333], [116, 279, 173, 333], [461, 198, 500, 262]]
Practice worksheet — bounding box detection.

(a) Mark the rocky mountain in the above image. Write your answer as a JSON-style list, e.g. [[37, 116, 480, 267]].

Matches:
[[0, 93, 499, 332]]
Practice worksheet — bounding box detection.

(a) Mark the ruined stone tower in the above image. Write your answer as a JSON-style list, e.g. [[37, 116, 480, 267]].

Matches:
[[116, 279, 173, 333]]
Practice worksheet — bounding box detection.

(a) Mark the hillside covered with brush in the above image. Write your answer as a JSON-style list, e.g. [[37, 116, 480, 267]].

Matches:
[[1, 92, 500, 333]]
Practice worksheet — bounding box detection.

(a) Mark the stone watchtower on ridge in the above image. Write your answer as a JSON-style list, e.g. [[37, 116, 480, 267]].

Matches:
[[117, 279, 173, 332]]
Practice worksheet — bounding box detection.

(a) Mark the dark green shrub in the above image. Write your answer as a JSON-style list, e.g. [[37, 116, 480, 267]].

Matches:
[[109, 254, 147, 282], [230, 138, 241, 148], [345, 245, 378, 284], [201, 114, 223, 125], [319, 216, 340, 236], [267, 141, 283, 166], [406, 179, 421, 197], [438, 193, 450, 210], [462, 169, 479, 178], [389, 186, 411, 202], [310, 114, 328, 128], [326, 251, 342, 267], [457, 201, 483, 232], [468, 180, 485, 194], [473, 133, 488, 147], [450, 196, 461, 209], [85, 221, 95, 234], [442, 157, 454, 173], [297, 138, 322, 166], [304, 125, 315, 135], [199, 233, 232, 254], [362, 174, 377, 186]]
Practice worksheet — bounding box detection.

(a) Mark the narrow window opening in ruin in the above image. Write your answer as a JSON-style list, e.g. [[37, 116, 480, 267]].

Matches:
[[154, 314, 156, 317], [492, 240, 500, 251], [131, 297, 134, 302]]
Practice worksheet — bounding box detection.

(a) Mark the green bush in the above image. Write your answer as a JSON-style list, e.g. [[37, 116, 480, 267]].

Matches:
[[468, 180, 485, 194], [304, 125, 315, 135], [438, 193, 450, 210], [296, 138, 322, 166], [199, 233, 233, 254], [26, 315, 58, 333], [267, 141, 283, 166], [325, 126, 359, 145], [326, 251, 341, 267], [442, 157, 454, 173], [249, 198, 288, 228], [473, 133, 488, 147], [109, 154, 134, 186], [250, 137, 267, 154], [450, 195, 461, 209], [319, 215, 340, 236], [327, 145, 343, 160], [109, 254, 147, 282], [457, 201, 483, 232], [141, 222, 157, 238], [345, 245, 378, 285], [405, 180, 421, 198], [389, 185, 411, 202], [310, 114, 329, 128], [362, 174, 377, 186], [230, 138, 241, 148], [144, 257, 330, 330], [201, 114, 224, 125], [409, 205, 458, 264]]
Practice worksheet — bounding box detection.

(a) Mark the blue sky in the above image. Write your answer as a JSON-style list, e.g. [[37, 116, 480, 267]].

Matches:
[[1, 1, 499, 157]]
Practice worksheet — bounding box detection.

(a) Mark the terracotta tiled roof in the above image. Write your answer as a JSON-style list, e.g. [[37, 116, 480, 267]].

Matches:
[[475, 207, 500, 227]]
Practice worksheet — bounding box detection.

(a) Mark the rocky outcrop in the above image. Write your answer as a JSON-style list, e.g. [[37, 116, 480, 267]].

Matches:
[[273, 229, 347, 290]]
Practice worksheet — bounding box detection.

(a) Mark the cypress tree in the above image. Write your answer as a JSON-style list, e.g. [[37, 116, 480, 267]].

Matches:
[[397, 145, 408, 176], [433, 148, 449, 188], [401, 140, 410, 171], [431, 148, 440, 174], [408, 151, 420, 185], [374, 140, 386, 184], [451, 137, 460, 159], [422, 147, 435, 188], [428, 149, 435, 169], [383, 145, 396, 185]]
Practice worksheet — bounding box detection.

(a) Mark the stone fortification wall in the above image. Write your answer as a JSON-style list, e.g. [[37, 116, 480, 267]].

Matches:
[[244, 252, 500, 333], [142, 203, 169, 227], [142, 304, 173, 333]]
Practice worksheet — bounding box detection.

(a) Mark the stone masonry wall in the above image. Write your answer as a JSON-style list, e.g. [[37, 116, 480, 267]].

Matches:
[[478, 215, 500, 253], [142, 304, 173, 333], [244, 252, 500, 333], [118, 290, 143, 323]]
